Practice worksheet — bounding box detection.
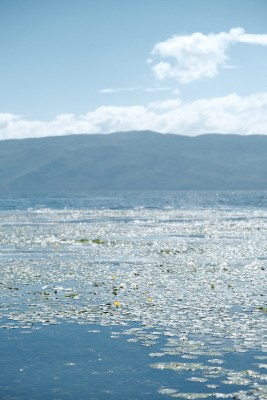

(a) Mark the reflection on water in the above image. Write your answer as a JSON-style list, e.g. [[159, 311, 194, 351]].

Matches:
[[0, 192, 266, 399]]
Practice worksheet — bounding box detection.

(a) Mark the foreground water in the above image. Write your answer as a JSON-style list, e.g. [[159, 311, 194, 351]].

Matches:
[[0, 192, 266, 399]]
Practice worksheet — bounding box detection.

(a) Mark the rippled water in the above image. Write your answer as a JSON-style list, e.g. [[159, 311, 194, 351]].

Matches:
[[0, 192, 266, 399]]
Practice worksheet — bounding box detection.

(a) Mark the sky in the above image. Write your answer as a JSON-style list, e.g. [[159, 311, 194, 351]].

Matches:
[[1, 0, 267, 139]]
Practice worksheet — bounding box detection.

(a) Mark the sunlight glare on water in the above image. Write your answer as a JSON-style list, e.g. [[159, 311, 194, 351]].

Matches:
[[0, 192, 266, 399]]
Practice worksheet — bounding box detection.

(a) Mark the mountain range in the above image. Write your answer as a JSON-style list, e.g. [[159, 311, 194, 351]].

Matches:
[[0, 131, 267, 192]]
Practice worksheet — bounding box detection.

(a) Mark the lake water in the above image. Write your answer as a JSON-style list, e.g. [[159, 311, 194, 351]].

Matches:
[[0, 191, 266, 399]]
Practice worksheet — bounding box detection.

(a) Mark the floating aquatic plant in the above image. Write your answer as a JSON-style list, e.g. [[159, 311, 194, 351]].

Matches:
[[92, 238, 105, 244], [76, 238, 90, 243], [257, 306, 267, 313], [1, 204, 267, 399], [64, 293, 79, 299]]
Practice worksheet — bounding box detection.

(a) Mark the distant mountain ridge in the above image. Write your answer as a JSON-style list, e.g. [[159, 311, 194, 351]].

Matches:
[[0, 131, 267, 192]]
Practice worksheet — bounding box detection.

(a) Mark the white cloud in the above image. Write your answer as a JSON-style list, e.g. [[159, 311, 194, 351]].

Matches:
[[148, 99, 182, 110], [144, 86, 175, 93], [1, 92, 267, 140], [99, 87, 138, 94], [237, 33, 267, 45], [151, 27, 267, 83], [98, 88, 117, 93], [99, 86, 173, 94]]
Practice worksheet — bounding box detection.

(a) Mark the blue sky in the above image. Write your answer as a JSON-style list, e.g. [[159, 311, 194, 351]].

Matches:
[[1, 0, 267, 139]]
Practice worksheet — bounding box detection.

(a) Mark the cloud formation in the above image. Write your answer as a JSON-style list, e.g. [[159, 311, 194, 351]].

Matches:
[[99, 87, 138, 93], [99, 86, 173, 94], [1, 92, 267, 140], [151, 27, 267, 83]]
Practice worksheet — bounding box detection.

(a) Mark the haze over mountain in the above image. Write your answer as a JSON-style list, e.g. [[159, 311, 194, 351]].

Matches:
[[0, 131, 266, 193]]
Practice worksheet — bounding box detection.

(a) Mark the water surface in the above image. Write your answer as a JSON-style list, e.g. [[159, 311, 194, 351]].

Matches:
[[0, 191, 266, 399]]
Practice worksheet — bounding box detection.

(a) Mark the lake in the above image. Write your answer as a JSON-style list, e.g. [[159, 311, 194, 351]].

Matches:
[[0, 191, 266, 399]]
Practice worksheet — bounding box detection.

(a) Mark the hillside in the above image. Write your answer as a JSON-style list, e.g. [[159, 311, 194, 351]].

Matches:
[[0, 131, 267, 192]]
